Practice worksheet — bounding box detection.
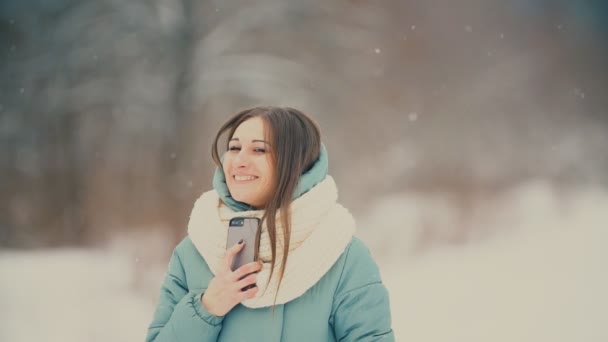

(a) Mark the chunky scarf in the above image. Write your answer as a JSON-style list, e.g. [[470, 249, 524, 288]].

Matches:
[[187, 175, 356, 308]]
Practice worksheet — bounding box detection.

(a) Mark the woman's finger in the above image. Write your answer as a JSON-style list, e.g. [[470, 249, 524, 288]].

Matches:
[[235, 273, 257, 290], [232, 261, 262, 281], [238, 285, 259, 301]]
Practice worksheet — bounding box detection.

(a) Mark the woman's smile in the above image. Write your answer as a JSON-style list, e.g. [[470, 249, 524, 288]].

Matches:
[[233, 175, 259, 182]]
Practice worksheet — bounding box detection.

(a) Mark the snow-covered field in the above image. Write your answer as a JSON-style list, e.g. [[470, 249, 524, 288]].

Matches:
[[1, 182, 607, 341], [0, 248, 156, 342]]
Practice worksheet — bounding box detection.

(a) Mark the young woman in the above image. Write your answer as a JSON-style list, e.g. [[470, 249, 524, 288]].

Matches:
[[146, 106, 394, 341]]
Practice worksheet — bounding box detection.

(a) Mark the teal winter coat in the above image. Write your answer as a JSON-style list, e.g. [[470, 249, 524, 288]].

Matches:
[[146, 236, 394, 341]]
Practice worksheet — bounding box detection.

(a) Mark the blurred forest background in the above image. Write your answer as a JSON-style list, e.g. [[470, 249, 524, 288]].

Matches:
[[2, 0, 607, 249], [1, 1, 608, 341]]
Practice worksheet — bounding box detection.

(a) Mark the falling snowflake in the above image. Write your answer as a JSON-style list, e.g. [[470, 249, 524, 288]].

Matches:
[[374, 48, 381, 54], [573, 88, 586, 99], [411, 25, 416, 30], [465, 25, 473, 33], [408, 112, 418, 122]]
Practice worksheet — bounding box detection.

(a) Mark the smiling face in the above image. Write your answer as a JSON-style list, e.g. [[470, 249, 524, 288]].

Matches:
[[222, 117, 276, 208]]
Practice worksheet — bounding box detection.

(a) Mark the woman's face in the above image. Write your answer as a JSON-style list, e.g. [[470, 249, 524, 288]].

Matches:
[[223, 117, 276, 208]]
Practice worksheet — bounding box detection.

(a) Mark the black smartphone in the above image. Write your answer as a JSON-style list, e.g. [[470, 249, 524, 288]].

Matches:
[[227, 217, 260, 272]]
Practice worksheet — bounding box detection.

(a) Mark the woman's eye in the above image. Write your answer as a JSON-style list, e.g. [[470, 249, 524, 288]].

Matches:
[[254, 148, 266, 153], [228, 146, 241, 151]]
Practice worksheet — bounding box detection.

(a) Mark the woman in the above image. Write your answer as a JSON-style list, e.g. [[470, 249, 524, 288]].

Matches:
[[146, 106, 394, 341]]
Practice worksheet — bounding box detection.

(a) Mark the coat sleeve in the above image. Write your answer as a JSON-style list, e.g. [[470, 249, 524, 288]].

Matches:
[[330, 238, 395, 342], [145, 247, 224, 342]]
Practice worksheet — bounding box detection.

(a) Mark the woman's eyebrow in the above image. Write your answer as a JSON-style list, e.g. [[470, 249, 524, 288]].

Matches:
[[229, 138, 271, 146]]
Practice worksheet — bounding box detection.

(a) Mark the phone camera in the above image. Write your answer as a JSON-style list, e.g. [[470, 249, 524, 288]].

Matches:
[[231, 218, 244, 226]]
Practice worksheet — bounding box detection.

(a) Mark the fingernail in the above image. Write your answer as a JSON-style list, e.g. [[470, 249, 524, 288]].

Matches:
[[238, 239, 244, 244]]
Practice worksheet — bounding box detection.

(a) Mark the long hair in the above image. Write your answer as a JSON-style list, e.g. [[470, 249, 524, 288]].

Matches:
[[211, 106, 321, 301]]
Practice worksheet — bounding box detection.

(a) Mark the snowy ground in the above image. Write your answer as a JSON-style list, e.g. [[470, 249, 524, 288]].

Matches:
[[0, 248, 156, 342], [1, 182, 607, 341]]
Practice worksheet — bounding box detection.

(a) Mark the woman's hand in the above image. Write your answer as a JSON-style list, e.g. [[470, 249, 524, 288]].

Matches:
[[201, 241, 262, 317]]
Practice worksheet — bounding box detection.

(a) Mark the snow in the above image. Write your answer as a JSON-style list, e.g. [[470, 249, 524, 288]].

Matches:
[[1, 183, 607, 341], [0, 249, 156, 342], [383, 213, 608, 341], [362, 183, 608, 341]]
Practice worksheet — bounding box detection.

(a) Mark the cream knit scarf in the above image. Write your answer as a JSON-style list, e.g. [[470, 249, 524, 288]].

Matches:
[[187, 175, 355, 308]]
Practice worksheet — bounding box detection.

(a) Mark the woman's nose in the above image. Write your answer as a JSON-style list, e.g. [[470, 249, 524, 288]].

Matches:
[[233, 150, 249, 167]]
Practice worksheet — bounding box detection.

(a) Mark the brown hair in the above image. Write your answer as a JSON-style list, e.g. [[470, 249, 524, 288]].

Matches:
[[211, 106, 321, 301]]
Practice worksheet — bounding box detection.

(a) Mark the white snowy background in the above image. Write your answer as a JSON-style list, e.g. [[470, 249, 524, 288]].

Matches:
[[2, 1, 607, 341], [2, 181, 607, 341]]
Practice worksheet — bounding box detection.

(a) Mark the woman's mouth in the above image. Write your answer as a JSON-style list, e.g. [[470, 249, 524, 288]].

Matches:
[[233, 175, 258, 181]]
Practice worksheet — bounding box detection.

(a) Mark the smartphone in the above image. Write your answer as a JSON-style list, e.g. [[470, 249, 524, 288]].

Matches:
[[227, 217, 260, 272]]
